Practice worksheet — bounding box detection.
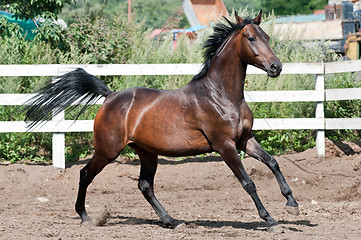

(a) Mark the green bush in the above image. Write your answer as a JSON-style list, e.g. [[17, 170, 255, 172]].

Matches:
[[0, 133, 50, 162], [324, 71, 361, 142], [253, 130, 316, 156]]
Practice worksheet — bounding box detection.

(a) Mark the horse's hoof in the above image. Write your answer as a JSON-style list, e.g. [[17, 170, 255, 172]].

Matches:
[[268, 224, 284, 234], [174, 221, 186, 229], [285, 205, 300, 216], [80, 215, 93, 226], [81, 220, 94, 226], [167, 219, 185, 229]]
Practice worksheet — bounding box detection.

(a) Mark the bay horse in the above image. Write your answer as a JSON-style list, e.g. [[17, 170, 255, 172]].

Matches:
[[24, 10, 299, 233]]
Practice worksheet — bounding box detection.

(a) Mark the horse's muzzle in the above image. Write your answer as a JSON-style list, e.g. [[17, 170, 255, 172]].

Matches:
[[267, 61, 282, 78]]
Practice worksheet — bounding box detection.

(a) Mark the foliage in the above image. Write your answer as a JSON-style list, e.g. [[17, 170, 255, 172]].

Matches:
[[65, 133, 93, 161], [59, 0, 188, 29], [0, 133, 50, 162], [0, 16, 23, 39], [58, 0, 328, 30], [62, 14, 133, 64], [324, 71, 361, 142], [223, 0, 261, 12], [254, 130, 315, 156], [261, 0, 328, 16], [128, 0, 187, 29], [0, 0, 77, 20], [0, 0, 78, 48], [32, 19, 65, 49]]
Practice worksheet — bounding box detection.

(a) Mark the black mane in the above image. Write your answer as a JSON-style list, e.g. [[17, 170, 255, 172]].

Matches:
[[192, 17, 256, 81]]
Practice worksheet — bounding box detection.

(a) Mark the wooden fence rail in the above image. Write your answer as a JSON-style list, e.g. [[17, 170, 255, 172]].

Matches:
[[0, 60, 361, 169]]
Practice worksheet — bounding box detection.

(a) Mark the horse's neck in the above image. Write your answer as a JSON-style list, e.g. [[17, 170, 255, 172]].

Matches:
[[200, 47, 246, 105]]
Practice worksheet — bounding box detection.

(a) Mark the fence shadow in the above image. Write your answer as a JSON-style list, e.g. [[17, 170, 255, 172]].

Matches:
[[331, 140, 361, 156]]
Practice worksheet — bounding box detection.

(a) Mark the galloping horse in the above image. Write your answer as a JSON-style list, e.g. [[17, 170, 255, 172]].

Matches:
[[25, 11, 299, 233]]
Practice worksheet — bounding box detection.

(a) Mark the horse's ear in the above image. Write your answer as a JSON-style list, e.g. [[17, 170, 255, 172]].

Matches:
[[254, 9, 262, 25], [235, 11, 244, 24]]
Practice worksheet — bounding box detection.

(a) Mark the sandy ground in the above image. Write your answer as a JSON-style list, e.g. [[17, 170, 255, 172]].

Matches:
[[0, 139, 361, 240]]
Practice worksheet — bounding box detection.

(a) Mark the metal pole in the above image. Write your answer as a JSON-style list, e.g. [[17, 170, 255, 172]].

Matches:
[[128, 0, 131, 22]]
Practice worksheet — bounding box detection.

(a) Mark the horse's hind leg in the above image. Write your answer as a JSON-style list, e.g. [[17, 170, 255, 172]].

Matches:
[[135, 147, 184, 228], [243, 136, 300, 215], [75, 152, 115, 224]]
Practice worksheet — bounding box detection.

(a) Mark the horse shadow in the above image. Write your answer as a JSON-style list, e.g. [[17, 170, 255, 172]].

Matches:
[[106, 215, 317, 232], [66, 155, 224, 168], [128, 155, 224, 166]]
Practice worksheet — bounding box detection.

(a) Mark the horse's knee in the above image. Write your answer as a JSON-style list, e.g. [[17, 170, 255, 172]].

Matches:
[[258, 207, 270, 220]]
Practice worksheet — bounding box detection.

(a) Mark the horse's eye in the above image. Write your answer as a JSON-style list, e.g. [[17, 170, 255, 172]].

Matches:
[[248, 37, 256, 42]]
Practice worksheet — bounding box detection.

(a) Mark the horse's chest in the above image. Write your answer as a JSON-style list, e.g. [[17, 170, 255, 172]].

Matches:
[[208, 103, 241, 131], [236, 101, 254, 140], [210, 100, 254, 141]]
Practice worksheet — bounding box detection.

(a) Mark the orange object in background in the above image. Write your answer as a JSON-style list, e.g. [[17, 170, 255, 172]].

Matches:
[[183, 0, 229, 27]]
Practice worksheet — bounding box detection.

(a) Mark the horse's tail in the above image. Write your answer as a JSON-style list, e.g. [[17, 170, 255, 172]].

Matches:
[[24, 68, 113, 129]]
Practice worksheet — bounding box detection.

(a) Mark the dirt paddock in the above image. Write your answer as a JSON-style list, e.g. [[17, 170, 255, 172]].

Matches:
[[1, 139, 361, 239]]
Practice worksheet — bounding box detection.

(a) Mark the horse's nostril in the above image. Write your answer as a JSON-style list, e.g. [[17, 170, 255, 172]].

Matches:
[[270, 63, 277, 71]]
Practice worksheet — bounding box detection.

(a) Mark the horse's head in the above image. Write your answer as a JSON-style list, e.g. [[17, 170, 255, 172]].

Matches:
[[235, 10, 282, 78]]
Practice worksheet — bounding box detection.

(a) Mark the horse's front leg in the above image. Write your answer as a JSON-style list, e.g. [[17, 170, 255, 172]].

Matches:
[[215, 140, 282, 233], [242, 136, 300, 215]]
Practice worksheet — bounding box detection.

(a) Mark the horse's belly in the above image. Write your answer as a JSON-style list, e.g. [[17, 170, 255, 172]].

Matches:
[[132, 129, 211, 157]]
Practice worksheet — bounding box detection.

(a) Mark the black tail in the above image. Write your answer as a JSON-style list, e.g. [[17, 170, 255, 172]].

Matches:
[[24, 68, 113, 129]]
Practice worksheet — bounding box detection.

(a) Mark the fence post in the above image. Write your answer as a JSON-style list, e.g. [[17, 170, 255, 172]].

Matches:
[[315, 64, 325, 160], [52, 132, 65, 169], [52, 76, 66, 169]]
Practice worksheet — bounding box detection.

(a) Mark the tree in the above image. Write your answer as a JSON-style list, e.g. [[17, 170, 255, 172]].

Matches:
[[261, 0, 328, 16], [0, 0, 78, 20], [223, 0, 262, 12], [59, 0, 187, 29], [0, 0, 79, 47]]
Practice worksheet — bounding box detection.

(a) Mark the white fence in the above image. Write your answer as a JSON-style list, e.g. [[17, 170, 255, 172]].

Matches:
[[0, 60, 361, 169]]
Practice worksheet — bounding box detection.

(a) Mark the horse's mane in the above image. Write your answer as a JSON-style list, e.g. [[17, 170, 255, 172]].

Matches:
[[192, 16, 256, 81]]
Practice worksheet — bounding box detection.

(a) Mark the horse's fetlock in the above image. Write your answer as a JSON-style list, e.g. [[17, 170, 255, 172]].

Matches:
[[259, 208, 270, 220], [283, 188, 292, 197]]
